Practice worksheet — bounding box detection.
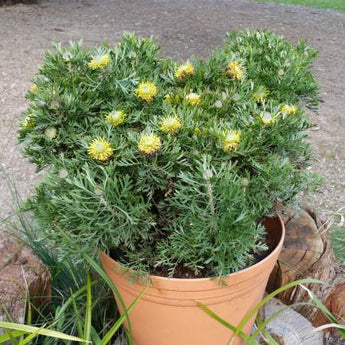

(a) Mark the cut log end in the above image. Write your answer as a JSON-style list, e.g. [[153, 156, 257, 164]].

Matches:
[[268, 206, 345, 343], [258, 298, 323, 345]]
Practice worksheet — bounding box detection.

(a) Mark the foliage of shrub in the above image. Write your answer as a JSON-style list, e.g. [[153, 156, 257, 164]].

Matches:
[[19, 30, 319, 277]]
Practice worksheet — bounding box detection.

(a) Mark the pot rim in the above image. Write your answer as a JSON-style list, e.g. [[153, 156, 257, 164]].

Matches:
[[100, 214, 285, 283]]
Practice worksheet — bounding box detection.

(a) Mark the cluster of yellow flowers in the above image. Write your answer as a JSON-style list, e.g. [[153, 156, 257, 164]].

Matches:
[[84, 60, 298, 162], [88, 114, 183, 161], [26, 50, 302, 167]]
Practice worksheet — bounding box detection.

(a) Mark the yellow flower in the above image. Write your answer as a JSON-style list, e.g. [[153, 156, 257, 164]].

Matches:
[[30, 84, 38, 93], [185, 93, 201, 106], [164, 93, 180, 103], [252, 87, 269, 103], [223, 130, 241, 152], [193, 127, 201, 136], [281, 104, 297, 115], [164, 94, 172, 103], [21, 113, 35, 129], [260, 111, 276, 125], [227, 61, 244, 81], [175, 61, 194, 80], [88, 54, 110, 70], [138, 134, 161, 155], [88, 138, 113, 161], [105, 110, 126, 127], [160, 115, 182, 135], [45, 127, 57, 140], [135, 81, 157, 102]]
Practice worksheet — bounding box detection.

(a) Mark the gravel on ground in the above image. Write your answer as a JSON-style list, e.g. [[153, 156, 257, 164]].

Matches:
[[0, 0, 344, 224]]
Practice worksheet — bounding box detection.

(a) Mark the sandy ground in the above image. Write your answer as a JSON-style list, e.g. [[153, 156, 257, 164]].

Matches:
[[0, 0, 344, 222]]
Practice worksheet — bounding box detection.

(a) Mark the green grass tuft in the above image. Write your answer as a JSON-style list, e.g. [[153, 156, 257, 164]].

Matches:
[[330, 226, 345, 264], [247, 0, 345, 12]]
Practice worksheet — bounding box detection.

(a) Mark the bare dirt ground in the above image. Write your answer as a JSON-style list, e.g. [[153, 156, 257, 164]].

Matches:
[[0, 0, 344, 222]]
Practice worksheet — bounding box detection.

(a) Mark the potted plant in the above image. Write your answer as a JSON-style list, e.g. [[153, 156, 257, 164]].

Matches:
[[19, 31, 319, 344]]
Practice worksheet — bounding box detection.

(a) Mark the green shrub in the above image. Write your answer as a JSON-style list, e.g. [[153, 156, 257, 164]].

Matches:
[[19, 30, 319, 277]]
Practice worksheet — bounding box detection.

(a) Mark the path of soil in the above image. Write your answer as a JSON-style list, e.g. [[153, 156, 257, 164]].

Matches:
[[0, 0, 344, 222]]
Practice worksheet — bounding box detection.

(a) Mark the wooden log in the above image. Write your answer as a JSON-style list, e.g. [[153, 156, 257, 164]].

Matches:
[[267, 206, 345, 338], [260, 297, 323, 345]]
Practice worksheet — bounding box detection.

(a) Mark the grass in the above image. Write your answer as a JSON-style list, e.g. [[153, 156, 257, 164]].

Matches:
[[331, 226, 345, 264], [247, 0, 345, 12], [323, 207, 345, 265]]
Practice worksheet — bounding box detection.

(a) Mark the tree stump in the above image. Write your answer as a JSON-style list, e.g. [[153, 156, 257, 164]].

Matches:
[[0, 234, 51, 329], [267, 206, 345, 339]]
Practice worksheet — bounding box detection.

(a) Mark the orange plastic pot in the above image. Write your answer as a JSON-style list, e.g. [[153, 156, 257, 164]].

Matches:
[[100, 216, 285, 345]]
